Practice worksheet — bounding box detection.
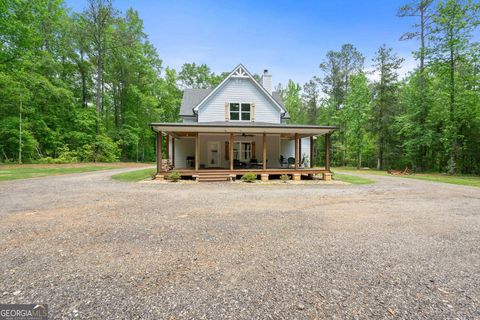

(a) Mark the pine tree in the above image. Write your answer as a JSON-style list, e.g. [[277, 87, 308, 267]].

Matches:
[[428, 0, 480, 174], [372, 45, 404, 170]]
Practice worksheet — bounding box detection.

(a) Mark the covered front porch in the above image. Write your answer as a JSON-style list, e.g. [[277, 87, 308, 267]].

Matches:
[[150, 122, 336, 181]]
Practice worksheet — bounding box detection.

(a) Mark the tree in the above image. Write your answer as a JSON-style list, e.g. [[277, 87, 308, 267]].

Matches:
[[282, 80, 304, 124], [344, 73, 371, 169], [302, 77, 321, 125], [71, 13, 94, 108], [319, 44, 365, 166], [83, 0, 116, 131], [428, 0, 480, 174], [319, 44, 364, 109], [178, 63, 226, 89], [398, 0, 435, 170], [372, 45, 404, 170]]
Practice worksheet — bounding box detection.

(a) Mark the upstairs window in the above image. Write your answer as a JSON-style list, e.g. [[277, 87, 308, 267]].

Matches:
[[230, 103, 251, 121]]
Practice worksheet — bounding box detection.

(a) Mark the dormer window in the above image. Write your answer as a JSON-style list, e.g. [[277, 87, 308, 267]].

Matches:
[[230, 103, 251, 121]]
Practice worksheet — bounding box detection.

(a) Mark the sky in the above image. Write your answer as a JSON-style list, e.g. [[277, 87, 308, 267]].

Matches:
[[65, 0, 435, 86]]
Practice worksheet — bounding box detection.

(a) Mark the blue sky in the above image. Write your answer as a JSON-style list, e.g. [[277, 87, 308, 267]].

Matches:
[[65, 0, 432, 86]]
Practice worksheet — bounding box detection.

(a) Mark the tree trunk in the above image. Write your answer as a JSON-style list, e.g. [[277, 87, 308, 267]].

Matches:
[[419, 3, 427, 171], [80, 50, 88, 108], [357, 150, 361, 170], [95, 63, 102, 133], [18, 98, 22, 164], [377, 138, 383, 170], [95, 37, 103, 134], [113, 84, 120, 128], [356, 138, 362, 169], [448, 46, 456, 175]]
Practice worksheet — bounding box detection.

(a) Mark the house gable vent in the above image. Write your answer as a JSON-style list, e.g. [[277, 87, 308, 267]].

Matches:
[[232, 66, 248, 78]]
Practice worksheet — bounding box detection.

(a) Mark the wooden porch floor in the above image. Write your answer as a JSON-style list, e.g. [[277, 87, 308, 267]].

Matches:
[[169, 167, 329, 176]]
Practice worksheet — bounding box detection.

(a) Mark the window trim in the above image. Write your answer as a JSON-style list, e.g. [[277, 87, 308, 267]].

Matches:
[[233, 141, 252, 161], [229, 102, 251, 122]]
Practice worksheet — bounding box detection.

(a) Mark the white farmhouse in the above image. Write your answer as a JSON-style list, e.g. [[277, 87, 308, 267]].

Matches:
[[150, 64, 336, 182]]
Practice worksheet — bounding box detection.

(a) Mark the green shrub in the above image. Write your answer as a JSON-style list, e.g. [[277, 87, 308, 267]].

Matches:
[[280, 174, 291, 182], [36, 157, 55, 164], [92, 135, 120, 162], [56, 146, 78, 163], [77, 144, 94, 162], [166, 170, 181, 182], [241, 172, 257, 183]]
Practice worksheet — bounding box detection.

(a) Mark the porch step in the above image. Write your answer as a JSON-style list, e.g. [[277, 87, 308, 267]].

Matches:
[[195, 172, 232, 182]]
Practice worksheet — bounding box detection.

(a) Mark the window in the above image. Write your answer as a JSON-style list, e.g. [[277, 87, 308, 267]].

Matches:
[[233, 142, 252, 161], [241, 103, 251, 121], [230, 103, 251, 121]]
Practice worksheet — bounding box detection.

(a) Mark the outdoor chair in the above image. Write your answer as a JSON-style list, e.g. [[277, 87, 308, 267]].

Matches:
[[186, 156, 195, 168], [233, 159, 246, 169], [287, 157, 295, 168], [249, 158, 262, 169], [279, 156, 287, 168]]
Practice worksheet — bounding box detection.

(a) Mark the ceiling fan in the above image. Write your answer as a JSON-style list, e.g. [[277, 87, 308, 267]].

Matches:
[[235, 133, 255, 138]]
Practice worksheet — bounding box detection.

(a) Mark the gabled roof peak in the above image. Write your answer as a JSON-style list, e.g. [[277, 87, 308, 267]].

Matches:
[[231, 64, 249, 78], [192, 63, 286, 115]]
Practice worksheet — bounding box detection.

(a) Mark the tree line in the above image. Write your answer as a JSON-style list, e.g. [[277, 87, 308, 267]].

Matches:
[[1, 0, 479, 175], [0, 0, 223, 163], [280, 0, 480, 174]]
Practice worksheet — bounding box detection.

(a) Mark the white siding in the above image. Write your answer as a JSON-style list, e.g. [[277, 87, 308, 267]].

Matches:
[[173, 137, 195, 168], [198, 134, 277, 168], [197, 78, 281, 123], [198, 134, 228, 168], [266, 135, 280, 168], [300, 137, 311, 167], [280, 137, 311, 167], [173, 134, 282, 169], [281, 139, 295, 160], [181, 116, 196, 123]]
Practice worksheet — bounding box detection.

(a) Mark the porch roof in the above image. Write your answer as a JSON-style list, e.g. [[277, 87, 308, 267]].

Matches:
[[149, 122, 337, 136]]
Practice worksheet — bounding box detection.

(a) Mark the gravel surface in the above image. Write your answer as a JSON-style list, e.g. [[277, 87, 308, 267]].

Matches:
[[1, 169, 479, 319]]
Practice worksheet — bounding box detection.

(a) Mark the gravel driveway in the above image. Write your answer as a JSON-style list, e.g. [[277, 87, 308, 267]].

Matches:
[[1, 169, 479, 319]]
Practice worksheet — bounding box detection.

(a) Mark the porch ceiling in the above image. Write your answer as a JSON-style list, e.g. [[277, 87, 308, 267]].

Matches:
[[149, 122, 336, 136]]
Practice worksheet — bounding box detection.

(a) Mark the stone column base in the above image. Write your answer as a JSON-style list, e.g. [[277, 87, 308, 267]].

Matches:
[[323, 172, 333, 181], [292, 173, 301, 181], [155, 174, 165, 181], [261, 174, 269, 181]]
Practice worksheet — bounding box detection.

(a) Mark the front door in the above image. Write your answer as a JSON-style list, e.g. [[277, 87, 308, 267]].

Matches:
[[207, 141, 220, 167]]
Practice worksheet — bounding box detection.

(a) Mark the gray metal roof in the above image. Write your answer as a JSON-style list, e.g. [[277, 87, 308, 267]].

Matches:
[[272, 91, 289, 118], [179, 88, 288, 118]]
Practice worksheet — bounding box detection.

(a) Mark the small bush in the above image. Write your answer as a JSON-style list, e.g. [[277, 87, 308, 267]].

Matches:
[[37, 157, 56, 164], [56, 146, 78, 163], [92, 135, 120, 162], [280, 174, 291, 183], [241, 172, 257, 183], [166, 170, 181, 182], [77, 144, 94, 162]]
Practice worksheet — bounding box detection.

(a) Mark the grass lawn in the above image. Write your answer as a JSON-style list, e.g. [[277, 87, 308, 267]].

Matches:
[[333, 167, 480, 188], [401, 173, 480, 188], [111, 168, 156, 182], [333, 167, 389, 176], [333, 173, 375, 185], [0, 165, 117, 181]]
